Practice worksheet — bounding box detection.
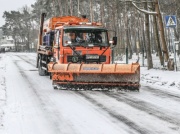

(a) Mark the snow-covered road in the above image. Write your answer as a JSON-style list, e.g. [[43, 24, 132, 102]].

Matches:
[[0, 53, 180, 134]]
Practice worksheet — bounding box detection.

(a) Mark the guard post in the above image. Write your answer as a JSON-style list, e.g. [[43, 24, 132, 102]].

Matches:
[[174, 41, 179, 71]]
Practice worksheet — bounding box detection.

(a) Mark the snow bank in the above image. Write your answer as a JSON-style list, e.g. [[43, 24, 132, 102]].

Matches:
[[0, 54, 6, 131], [141, 67, 180, 92]]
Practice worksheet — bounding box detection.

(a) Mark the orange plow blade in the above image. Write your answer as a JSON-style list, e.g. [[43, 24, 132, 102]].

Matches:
[[48, 62, 140, 90]]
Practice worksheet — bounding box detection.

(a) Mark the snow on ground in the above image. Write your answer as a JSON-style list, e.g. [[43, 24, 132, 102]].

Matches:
[[0, 54, 6, 132], [140, 53, 180, 93], [141, 67, 180, 93], [0, 52, 180, 134]]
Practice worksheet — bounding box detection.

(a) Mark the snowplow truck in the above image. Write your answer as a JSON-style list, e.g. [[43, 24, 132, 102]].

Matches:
[[36, 13, 140, 90]]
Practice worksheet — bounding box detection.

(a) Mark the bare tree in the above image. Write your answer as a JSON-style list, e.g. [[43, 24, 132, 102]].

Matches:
[[144, 1, 153, 69], [90, 0, 94, 22]]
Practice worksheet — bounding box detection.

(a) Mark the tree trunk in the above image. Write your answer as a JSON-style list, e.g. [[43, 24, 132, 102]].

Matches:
[[145, 1, 153, 69], [70, 0, 73, 16], [128, 25, 133, 59], [153, 13, 164, 65], [142, 16, 147, 58], [100, 0, 104, 23], [78, 0, 80, 17], [65, 0, 68, 15], [155, 0, 169, 62], [90, 0, 94, 22], [125, 4, 132, 59], [57, 0, 62, 16], [138, 13, 142, 53]]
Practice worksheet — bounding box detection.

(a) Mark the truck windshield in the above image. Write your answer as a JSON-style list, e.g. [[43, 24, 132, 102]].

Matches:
[[63, 28, 109, 47]]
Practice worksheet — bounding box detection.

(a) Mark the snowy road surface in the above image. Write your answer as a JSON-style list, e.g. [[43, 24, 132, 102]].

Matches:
[[0, 53, 180, 134]]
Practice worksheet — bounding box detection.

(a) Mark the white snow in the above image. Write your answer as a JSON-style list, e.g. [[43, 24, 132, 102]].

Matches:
[[0, 54, 6, 132], [115, 53, 180, 93], [0, 52, 180, 134], [141, 67, 180, 94]]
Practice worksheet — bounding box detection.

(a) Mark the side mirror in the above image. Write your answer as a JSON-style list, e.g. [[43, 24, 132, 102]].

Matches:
[[113, 37, 117, 45]]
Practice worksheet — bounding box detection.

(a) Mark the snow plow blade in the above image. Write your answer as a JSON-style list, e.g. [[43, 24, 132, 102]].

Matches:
[[48, 62, 140, 90]]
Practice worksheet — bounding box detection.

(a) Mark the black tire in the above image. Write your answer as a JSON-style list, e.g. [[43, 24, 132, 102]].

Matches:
[[52, 81, 58, 90], [50, 73, 52, 79], [53, 85, 58, 90], [38, 57, 47, 76]]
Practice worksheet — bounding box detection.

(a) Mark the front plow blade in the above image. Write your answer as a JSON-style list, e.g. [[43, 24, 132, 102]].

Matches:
[[48, 63, 140, 90]]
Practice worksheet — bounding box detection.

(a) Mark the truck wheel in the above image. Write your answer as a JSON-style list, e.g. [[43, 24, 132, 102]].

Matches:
[[38, 57, 46, 76], [52, 81, 58, 90]]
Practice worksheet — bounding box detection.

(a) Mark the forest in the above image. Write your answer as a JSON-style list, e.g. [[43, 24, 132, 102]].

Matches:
[[1, 0, 180, 69]]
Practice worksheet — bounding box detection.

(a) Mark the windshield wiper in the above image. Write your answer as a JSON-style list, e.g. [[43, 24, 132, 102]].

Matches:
[[67, 44, 81, 57], [75, 42, 88, 47]]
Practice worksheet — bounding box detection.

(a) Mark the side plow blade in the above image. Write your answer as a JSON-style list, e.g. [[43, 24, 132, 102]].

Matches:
[[48, 62, 140, 90]]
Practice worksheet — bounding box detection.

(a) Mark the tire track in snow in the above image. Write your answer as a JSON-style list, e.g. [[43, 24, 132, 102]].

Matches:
[[75, 91, 152, 134], [143, 86, 180, 102], [12, 57, 76, 134], [15, 53, 150, 134], [102, 91, 180, 127], [15, 55, 36, 67], [13, 54, 143, 134], [14, 54, 180, 132], [12, 55, 147, 133]]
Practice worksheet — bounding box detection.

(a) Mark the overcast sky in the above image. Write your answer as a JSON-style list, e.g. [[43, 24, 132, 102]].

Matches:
[[0, 0, 36, 26]]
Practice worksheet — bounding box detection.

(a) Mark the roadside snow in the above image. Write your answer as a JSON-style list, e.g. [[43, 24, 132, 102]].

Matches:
[[141, 67, 180, 93], [0, 54, 6, 132], [139, 53, 180, 93]]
